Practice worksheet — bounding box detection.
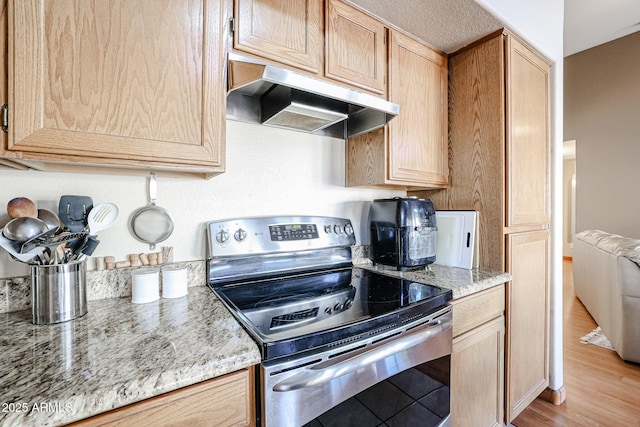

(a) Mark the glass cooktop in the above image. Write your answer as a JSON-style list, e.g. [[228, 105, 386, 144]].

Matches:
[[211, 267, 452, 360]]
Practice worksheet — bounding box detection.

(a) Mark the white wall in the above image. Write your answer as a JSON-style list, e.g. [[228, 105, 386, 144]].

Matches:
[[476, 0, 565, 394], [0, 120, 404, 278]]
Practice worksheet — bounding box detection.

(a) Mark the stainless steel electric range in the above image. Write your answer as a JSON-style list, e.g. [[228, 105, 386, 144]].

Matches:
[[207, 216, 453, 427]]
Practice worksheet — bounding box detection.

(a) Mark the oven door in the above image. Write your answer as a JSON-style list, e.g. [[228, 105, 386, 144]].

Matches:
[[259, 306, 452, 427]]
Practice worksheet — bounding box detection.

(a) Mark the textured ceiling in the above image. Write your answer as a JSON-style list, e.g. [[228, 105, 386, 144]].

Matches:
[[349, 0, 640, 58], [347, 0, 505, 54]]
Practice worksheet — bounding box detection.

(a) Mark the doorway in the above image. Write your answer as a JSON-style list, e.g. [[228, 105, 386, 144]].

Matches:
[[563, 140, 576, 258]]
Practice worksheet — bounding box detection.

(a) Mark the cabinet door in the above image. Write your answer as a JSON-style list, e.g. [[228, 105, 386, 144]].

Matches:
[[71, 369, 255, 427], [6, 0, 225, 175], [234, 0, 323, 74], [505, 230, 550, 422], [325, 0, 386, 95], [388, 31, 448, 187], [452, 317, 505, 427], [505, 35, 550, 230]]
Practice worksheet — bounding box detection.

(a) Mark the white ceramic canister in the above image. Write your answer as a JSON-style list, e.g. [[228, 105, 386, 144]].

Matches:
[[161, 265, 188, 299], [131, 268, 160, 304]]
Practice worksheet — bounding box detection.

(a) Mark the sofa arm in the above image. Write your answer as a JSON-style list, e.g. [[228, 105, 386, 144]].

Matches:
[[574, 230, 640, 363]]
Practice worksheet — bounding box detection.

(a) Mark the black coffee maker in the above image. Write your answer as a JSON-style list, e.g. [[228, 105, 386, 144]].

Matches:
[[369, 197, 437, 270]]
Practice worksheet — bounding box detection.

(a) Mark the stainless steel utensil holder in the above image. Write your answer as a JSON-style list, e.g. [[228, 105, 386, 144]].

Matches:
[[31, 260, 87, 325]]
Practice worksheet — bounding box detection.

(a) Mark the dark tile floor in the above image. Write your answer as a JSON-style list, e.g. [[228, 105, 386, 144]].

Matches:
[[304, 367, 449, 427]]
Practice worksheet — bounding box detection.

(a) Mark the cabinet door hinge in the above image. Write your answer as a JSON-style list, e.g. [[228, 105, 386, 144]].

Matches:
[[229, 17, 235, 38], [1, 104, 8, 133]]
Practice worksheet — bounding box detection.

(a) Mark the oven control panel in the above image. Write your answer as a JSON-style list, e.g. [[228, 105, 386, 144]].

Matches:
[[207, 216, 356, 257], [269, 223, 319, 241]]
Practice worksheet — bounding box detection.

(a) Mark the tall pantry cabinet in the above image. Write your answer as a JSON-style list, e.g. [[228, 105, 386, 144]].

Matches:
[[413, 30, 551, 423]]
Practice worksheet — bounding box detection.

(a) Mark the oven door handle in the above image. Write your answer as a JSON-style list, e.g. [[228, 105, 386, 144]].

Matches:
[[272, 319, 449, 392]]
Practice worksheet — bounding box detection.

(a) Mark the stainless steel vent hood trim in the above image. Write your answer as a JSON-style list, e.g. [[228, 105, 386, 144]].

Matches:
[[226, 53, 399, 139]]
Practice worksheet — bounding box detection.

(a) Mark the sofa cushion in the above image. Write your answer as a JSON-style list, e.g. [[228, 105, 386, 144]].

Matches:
[[575, 229, 610, 246], [576, 230, 640, 267]]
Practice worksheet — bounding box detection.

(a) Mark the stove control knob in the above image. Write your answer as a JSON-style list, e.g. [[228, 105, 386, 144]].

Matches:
[[344, 223, 354, 236], [215, 229, 230, 244], [324, 307, 332, 315], [334, 302, 344, 312], [324, 225, 333, 234], [344, 299, 353, 310], [234, 228, 247, 242], [333, 225, 343, 235]]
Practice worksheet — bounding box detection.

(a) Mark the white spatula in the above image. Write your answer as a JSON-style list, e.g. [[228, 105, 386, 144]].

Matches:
[[87, 202, 120, 235]]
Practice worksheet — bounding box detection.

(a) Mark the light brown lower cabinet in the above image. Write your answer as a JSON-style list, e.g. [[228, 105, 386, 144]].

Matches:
[[69, 368, 255, 427], [450, 285, 505, 427]]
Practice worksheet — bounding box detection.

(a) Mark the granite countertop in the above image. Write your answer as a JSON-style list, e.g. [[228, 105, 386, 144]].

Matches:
[[356, 262, 511, 299], [0, 286, 261, 427], [0, 261, 509, 427]]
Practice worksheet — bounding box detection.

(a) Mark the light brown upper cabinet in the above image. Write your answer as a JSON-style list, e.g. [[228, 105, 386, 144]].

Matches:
[[233, 0, 323, 74], [346, 30, 448, 189], [325, 0, 387, 95], [505, 36, 551, 232], [2, 0, 227, 178]]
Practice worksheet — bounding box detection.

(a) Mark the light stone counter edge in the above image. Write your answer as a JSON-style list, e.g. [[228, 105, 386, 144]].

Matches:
[[0, 286, 261, 427], [355, 262, 511, 300]]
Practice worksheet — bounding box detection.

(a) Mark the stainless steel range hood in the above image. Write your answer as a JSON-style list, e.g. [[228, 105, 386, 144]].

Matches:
[[226, 53, 399, 139]]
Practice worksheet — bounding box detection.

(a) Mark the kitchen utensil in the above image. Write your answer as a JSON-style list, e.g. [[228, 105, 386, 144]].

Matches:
[[0, 231, 44, 263], [130, 172, 174, 250], [59, 195, 93, 232], [80, 236, 100, 256], [7, 197, 38, 218], [87, 202, 119, 235], [20, 231, 89, 254], [37, 209, 63, 231], [66, 235, 100, 262], [2, 217, 49, 242], [54, 244, 67, 265], [19, 228, 57, 253]]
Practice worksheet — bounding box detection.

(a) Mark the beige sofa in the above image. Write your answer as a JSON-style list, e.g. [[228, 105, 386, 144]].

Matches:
[[574, 230, 640, 363]]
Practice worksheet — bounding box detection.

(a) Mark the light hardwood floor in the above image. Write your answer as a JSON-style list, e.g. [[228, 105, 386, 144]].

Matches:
[[513, 260, 640, 426]]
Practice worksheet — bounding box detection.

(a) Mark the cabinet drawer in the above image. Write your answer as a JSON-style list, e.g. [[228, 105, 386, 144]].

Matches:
[[450, 285, 505, 338]]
